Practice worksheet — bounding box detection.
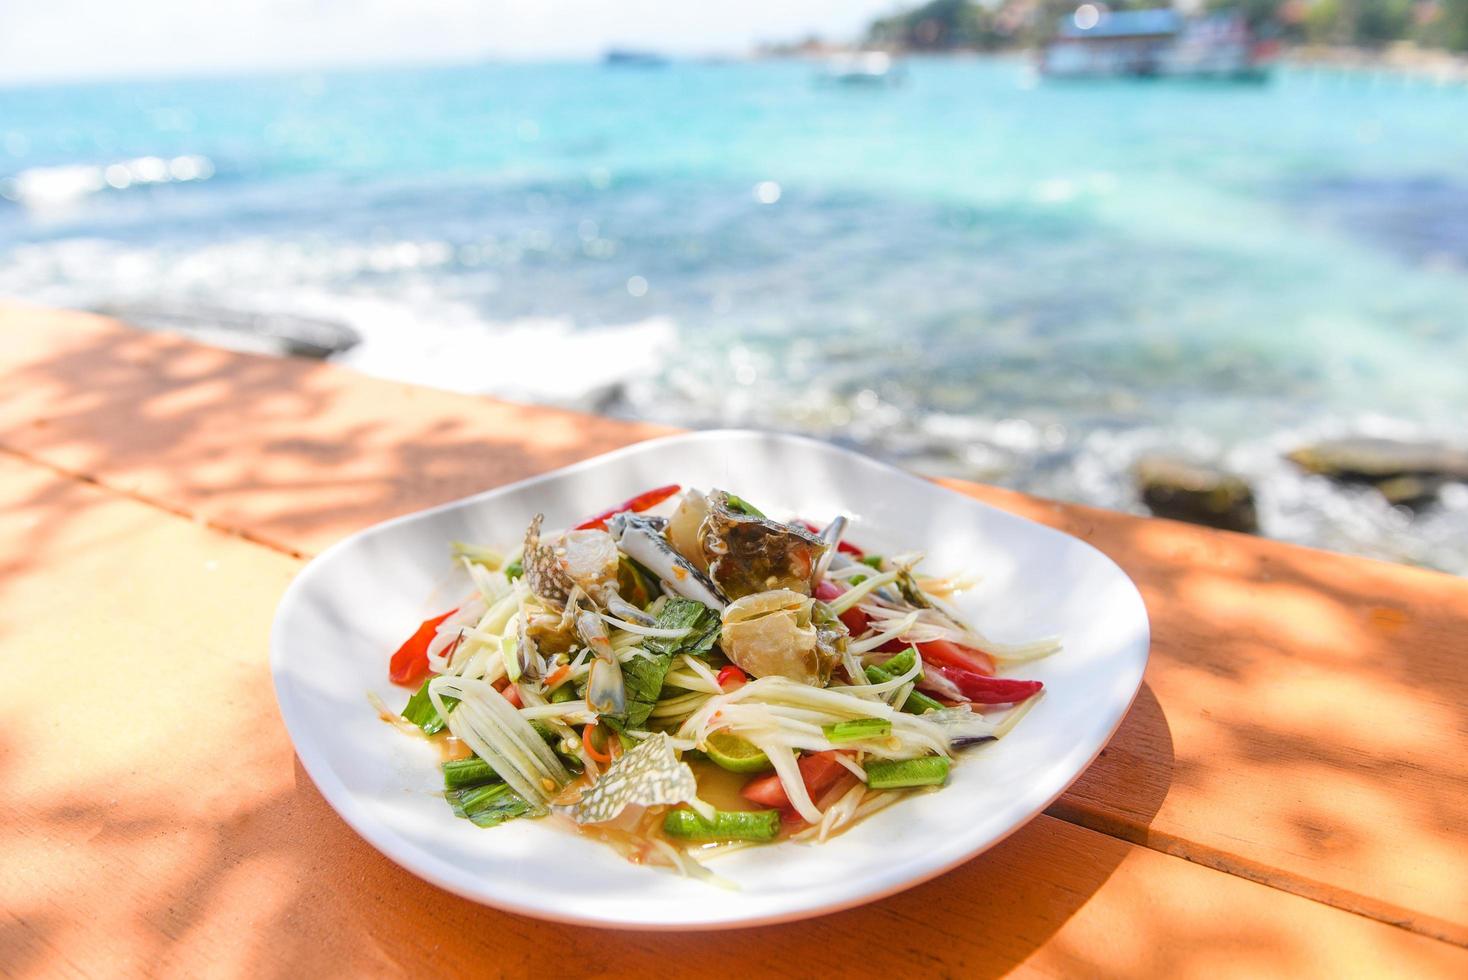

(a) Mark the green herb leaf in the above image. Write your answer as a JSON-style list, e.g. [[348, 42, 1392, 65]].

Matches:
[[723, 494, 766, 518], [446, 782, 534, 827], [608, 598, 722, 730], [644, 597, 721, 658], [401, 677, 457, 735]]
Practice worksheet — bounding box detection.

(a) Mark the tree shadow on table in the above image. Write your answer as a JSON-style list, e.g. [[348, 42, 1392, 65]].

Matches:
[[0, 309, 674, 558]]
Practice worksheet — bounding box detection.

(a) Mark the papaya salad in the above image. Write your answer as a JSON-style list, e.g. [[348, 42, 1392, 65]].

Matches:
[[380, 484, 1059, 880]]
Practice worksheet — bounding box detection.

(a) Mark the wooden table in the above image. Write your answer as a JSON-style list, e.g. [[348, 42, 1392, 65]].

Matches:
[[2, 303, 1465, 977]]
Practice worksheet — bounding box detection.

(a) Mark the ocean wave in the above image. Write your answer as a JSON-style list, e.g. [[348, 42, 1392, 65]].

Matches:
[[0, 155, 214, 210]]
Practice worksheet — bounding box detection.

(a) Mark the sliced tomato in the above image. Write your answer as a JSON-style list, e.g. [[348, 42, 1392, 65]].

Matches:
[[814, 580, 869, 636], [910, 639, 997, 676], [741, 751, 847, 809], [715, 665, 747, 690], [930, 664, 1042, 704], [388, 608, 456, 687]]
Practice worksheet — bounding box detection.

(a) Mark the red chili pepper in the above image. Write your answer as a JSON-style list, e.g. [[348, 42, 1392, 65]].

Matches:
[[908, 639, 997, 676], [929, 664, 1042, 704], [799, 520, 864, 557], [715, 665, 747, 690], [582, 723, 612, 764], [574, 484, 682, 531], [741, 751, 847, 810], [388, 608, 456, 687], [814, 580, 869, 636]]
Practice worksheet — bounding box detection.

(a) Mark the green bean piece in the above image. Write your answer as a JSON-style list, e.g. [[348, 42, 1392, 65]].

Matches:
[[442, 756, 499, 791], [863, 649, 942, 715], [661, 808, 781, 842], [823, 718, 893, 743], [864, 756, 951, 789]]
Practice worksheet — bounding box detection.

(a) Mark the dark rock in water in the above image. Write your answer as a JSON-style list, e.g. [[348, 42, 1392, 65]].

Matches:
[[94, 302, 360, 359], [1373, 474, 1447, 510], [1287, 437, 1468, 510], [1134, 456, 1259, 534]]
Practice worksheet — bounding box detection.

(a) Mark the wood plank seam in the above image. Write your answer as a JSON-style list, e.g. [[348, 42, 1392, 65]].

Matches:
[[1046, 799, 1466, 948], [0, 442, 308, 561]]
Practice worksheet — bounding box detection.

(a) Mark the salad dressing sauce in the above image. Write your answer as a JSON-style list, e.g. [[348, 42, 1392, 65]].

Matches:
[[431, 733, 473, 762], [684, 758, 759, 812]]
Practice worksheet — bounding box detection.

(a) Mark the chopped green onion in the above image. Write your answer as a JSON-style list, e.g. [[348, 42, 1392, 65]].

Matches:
[[504, 558, 523, 581], [864, 756, 951, 789], [661, 807, 781, 842], [442, 756, 499, 791], [860, 555, 884, 570], [402, 678, 457, 734], [823, 718, 892, 743]]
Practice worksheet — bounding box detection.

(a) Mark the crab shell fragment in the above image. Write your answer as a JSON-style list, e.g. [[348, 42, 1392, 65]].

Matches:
[[522, 515, 621, 608], [700, 491, 828, 600], [720, 588, 838, 686]]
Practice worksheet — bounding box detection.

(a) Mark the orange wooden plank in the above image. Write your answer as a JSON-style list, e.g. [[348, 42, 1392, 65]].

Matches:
[[0, 303, 674, 557], [940, 481, 1468, 943], [0, 454, 1462, 977], [2, 303, 1466, 944]]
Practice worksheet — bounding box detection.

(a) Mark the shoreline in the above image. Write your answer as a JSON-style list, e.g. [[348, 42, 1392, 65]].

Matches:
[[760, 43, 1468, 84]]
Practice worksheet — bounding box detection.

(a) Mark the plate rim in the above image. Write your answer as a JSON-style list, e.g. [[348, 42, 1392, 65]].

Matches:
[[270, 427, 1151, 929]]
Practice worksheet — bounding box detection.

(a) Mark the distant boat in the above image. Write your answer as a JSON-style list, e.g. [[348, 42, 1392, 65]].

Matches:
[[1040, 9, 1273, 81], [603, 49, 670, 68], [817, 51, 906, 86]]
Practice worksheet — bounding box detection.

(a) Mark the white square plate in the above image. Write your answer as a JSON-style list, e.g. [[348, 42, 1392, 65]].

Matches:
[[271, 429, 1150, 928]]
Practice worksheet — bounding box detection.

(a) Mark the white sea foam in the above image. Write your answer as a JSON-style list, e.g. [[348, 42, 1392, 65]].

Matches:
[[0, 155, 213, 210], [331, 296, 677, 407]]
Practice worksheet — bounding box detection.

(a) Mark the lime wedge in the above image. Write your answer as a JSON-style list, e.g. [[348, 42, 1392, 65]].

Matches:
[[705, 732, 772, 773]]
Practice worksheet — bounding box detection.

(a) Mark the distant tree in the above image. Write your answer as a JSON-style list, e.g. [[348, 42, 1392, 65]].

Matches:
[[1420, 0, 1468, 49], [867, 0, 1006, 50], [862, 0, 1468, 52]]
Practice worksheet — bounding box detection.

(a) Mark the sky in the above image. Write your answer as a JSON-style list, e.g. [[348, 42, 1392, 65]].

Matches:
[[0, 0, 905, 85]]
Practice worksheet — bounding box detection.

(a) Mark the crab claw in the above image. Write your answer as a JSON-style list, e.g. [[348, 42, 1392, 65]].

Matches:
[[586, 657, 627, 715], [575, 605, 626, 715]]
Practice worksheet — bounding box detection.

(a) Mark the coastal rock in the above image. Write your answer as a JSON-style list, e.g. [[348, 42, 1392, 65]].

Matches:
[[94, 302, 360, 359], [1134, 455, 1259, 534], [1287, 438, 1468, 509]]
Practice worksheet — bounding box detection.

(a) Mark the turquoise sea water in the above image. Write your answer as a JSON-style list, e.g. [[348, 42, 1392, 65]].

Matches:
[[2, 58, 1467, 569]]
